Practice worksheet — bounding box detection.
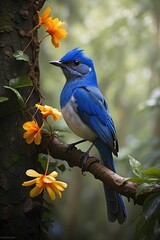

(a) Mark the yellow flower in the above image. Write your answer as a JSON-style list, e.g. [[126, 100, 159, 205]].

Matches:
[[23, 120, 44, 145], [38, 7, 67, 48], [22, 169, 68, 201], [35, 104, 62, 121], [38, 6, 52, 26], [45, 18, 67, 48]]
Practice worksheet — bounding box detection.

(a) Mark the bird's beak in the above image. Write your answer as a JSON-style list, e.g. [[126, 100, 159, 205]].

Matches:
[[50, 60, 63, 68]]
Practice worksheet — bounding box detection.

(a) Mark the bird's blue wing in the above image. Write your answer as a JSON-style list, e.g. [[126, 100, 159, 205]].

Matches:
[[73, 86, 118, 155]]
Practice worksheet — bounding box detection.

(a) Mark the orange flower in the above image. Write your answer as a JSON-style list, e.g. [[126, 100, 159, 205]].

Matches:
[[35, 104, 62, 120], [22, 169, 68, 201], [38, 6, 52, 26], [45, 18, 67, 47], [23, 120, 44, 145], [38, 7, 67, 47]]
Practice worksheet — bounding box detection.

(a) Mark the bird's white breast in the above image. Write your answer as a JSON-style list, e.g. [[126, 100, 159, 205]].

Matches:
[[61, 96, 97, 141]]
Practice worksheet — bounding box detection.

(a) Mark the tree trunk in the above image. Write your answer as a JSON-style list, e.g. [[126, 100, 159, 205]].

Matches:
[[0, 1, 45, 239]]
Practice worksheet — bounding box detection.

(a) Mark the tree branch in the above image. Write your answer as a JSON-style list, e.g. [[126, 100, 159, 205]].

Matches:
[[40, 134, 160, 206]]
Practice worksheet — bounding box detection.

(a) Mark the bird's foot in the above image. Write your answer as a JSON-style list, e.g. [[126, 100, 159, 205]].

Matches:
[[80, 153, 100, 175], [80, 152, 90, 175], [80, 141, 98, 175]]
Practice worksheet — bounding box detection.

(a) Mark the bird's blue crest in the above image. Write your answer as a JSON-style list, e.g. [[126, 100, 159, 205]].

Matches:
[[61, 48, 93, 67]]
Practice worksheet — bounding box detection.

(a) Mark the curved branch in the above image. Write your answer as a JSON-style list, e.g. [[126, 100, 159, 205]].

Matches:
[[40, 134, 160, 206]]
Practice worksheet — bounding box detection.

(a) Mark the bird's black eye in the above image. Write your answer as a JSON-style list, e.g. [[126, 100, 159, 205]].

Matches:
[[73, 60, 80, 66]]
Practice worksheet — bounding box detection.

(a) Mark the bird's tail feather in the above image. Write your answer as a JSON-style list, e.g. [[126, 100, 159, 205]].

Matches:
[[95, 140, 127, 224]]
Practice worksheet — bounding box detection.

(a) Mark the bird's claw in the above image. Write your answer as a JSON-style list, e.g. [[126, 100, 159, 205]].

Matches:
[[80, 154, 100, 175], [80, 152, 90, 175]]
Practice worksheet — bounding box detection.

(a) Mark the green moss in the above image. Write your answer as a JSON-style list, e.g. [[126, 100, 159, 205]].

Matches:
[[3, 153, 19, 169], [0, 10, 14, 32]]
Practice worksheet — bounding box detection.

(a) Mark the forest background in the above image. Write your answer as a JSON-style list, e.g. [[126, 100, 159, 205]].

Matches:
[[39, 0, 160, 239], [0, 0, 160, 239]]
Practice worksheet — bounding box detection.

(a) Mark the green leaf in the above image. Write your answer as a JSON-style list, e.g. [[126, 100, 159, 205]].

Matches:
[[129, 177, 159, 184], [13, 50, 29, 62], [9, 76, 32, 88], [49, 161, 58, 170], [128, 155, 142, 177], [38, 154, 48, 172], [140, 167, 160, 179], [0, 96, 9, 103], [4, 86, 26, 109], [57, 164, 66, 172]]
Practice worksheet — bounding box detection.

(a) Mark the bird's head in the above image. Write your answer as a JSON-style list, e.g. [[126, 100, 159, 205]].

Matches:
[[50, 48, 95, 81]]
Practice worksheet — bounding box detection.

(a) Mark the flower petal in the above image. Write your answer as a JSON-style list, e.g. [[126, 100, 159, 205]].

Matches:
[[46, 176, 56, 182], [23, 131, 32, 139], [51, 18, 60, 26], [46, 185, 56, 201], [26, 169, 42, 177], [34, 131, 42, 145], [39, 6, 51, 26], [50, 184, 62, 198], [51, 108, 62, 121], [54, 29, 67, 39], [36, 104, 62, 120], [23, 120, 44, 145], [23, 121, 35, 130], [45, 17, 67, 48], [54, 181, 68, 190], [30, 185, 44, 198], [23, 132, 35, 144], [49, 171, 58, 178], [22, 179, 37, 186], [49, 183, 62, 198], [51, 34, 60, 48], [42, 175, 55, 183], [42, 6, 51, 19]]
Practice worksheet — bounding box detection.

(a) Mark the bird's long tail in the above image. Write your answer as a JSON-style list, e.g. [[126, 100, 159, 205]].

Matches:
[[95, 140, 127, 224]]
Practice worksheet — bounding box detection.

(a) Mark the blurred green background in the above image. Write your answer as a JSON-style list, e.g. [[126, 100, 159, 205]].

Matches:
[[39, 0, 160, 239]]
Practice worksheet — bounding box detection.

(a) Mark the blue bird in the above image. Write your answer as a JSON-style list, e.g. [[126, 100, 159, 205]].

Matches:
[[50, 48, 127, 224]]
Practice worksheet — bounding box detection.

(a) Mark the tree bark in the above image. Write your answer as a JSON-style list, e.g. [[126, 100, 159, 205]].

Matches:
[[0, 1, 45, 239]]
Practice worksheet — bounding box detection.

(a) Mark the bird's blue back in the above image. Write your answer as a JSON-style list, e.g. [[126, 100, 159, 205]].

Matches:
[[51, 48, 127, 224]]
